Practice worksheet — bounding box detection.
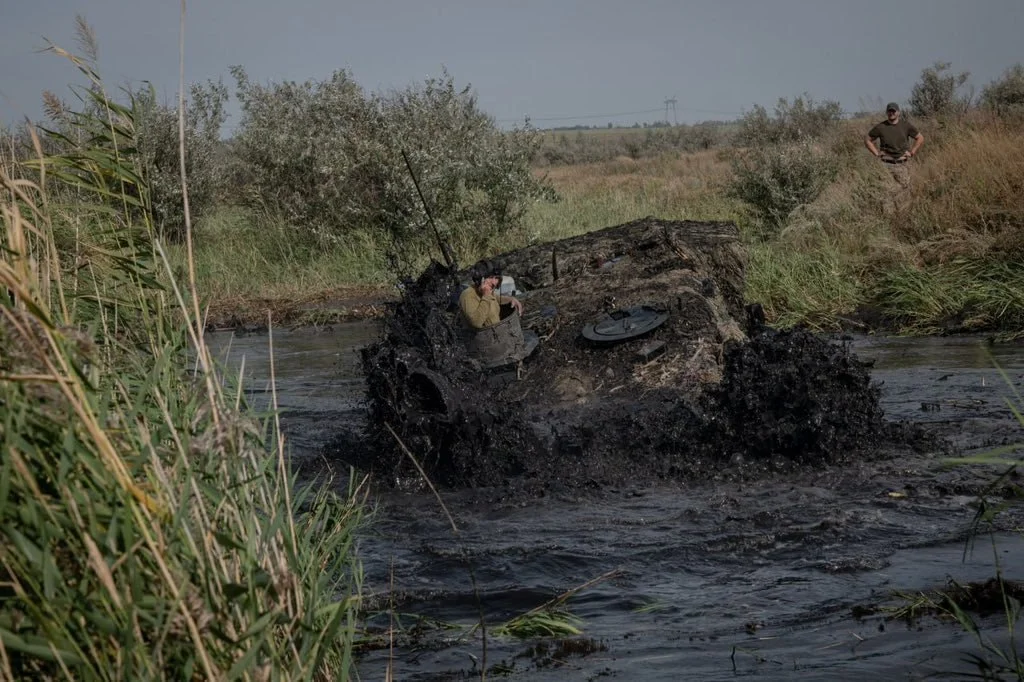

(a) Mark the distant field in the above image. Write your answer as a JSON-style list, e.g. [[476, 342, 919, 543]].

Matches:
[[541, 123, 740, 142], [541, 127, 652, 141]]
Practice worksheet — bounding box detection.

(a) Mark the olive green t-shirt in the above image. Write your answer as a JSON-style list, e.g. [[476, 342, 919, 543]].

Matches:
[[458, 286, 501, 329], [868, 118, 920, 156]]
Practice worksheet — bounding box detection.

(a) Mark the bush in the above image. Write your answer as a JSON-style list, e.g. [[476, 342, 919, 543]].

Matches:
[[981, 64, 1024, 118], [131, 80, 228, 241], [39, 81, 226, 243], [736, 95, 843, 147], [909, 61, 972, 118], [227, 66, 551, 264], [371, 73, 552, 263], [228, 66, 380, 243], [728, 139, 839, 234]]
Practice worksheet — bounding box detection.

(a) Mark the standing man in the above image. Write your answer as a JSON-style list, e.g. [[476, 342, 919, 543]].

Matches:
[[865, 102, 925, 210]]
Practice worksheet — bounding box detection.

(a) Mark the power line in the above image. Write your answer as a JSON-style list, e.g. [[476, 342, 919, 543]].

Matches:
[[664, 96, 678, 126]]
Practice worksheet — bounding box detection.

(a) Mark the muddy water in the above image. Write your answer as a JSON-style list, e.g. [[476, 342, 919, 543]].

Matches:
[[208, 327, 1024, 681]]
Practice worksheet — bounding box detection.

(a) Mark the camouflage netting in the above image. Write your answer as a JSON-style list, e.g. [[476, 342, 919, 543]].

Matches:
[[355, 217, 901, 490]]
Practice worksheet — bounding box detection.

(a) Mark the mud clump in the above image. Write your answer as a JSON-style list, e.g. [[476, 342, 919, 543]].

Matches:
[[359, 262, 543, 487], [355, 217, 905, 490], [705, 321, 885, 465]]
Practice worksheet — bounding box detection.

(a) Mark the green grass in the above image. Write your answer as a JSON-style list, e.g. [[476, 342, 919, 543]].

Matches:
[[744, 240, 866, 331], [1, 39, 366, 679], [492, 609, 584, 639], [874, 259, 1024, 335], [172, 207, 392, 300]]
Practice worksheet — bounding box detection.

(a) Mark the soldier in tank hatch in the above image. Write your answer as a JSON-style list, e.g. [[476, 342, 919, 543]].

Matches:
[[458, 259, 523, 330]]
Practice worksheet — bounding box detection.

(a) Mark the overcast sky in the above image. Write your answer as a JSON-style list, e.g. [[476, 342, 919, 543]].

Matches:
[[2, 0, 1022, 131]]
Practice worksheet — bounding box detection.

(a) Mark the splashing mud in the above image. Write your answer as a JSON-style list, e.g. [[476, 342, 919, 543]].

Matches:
[[356, 217, 929, 490]]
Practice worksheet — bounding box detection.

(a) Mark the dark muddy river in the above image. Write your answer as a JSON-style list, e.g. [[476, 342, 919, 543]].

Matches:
[[208, 326, 1024, 681]]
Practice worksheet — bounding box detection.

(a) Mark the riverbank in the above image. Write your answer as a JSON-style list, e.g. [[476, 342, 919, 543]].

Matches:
[[203, 283, 395, 331], [182, 117, 1024, 337]]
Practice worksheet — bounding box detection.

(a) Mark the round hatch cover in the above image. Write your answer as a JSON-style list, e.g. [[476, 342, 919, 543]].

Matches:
[[582, 305, 668, 343]]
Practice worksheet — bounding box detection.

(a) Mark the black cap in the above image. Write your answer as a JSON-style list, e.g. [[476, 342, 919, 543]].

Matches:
[[886, 102, 900, 112], [470, 259, 501, 284]]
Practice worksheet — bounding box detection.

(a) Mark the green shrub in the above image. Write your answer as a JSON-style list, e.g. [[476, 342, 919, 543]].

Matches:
[[981, 63, 1024, 118], [39, 58, 225, 242], [228, 66, 380, 244], [908, 61, 972, 119], [736, 95, 843, 147], [227, 66, 551, 266], [131, 80, 228, 241], [372, 73, 553, 264], [727, 139, 839, 233]]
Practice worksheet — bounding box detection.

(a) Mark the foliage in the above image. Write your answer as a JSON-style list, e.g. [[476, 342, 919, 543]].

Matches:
[[227, 66, 551, 268], [0, 33, 365, 680], [373, 73, 552, 266], [981, 64, 1024, 119], [536, 122, 731, 166], [727, 138, 839, 233], [735, 95, 843, 147], [909, 61, 972, 118], [743, 241, 863, 330], [227, 65, 380, 243], [38, 33, 226, 243], [873, 259, 1024, 334], [130, 79, 228, 241]]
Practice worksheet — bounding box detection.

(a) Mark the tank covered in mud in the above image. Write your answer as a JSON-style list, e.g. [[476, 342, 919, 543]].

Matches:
[[356, 217, 901, 490]]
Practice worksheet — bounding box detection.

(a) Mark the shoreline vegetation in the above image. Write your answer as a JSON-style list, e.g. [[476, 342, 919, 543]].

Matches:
[[1, 30, 365, 679], [8, 41, 1020, 335], [171, 88, 1022, 337], [191, 115, 1024, 337]]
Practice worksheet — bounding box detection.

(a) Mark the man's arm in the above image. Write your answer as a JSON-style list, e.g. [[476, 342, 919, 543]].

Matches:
[[499, 295, 523, 315], [460, 290, 499, 329], [907, 132, 924, 157], [864, 135, 882, 158], [865, 124, 884, 158]]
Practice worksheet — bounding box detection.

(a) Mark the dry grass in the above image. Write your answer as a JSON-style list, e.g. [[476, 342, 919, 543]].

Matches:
[[541, 126, 652, 141], [531, 118, 1024, 333], [904, 122, 1024, 252], [523, 151, 742, 244]]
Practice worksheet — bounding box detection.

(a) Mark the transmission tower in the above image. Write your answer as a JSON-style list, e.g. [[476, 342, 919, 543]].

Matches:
[[663, 96, 678, 126]]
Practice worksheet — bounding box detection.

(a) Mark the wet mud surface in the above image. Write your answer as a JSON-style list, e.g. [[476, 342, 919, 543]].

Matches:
[[208, 327, 1024, 681], [357, 218, 939, 493]]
